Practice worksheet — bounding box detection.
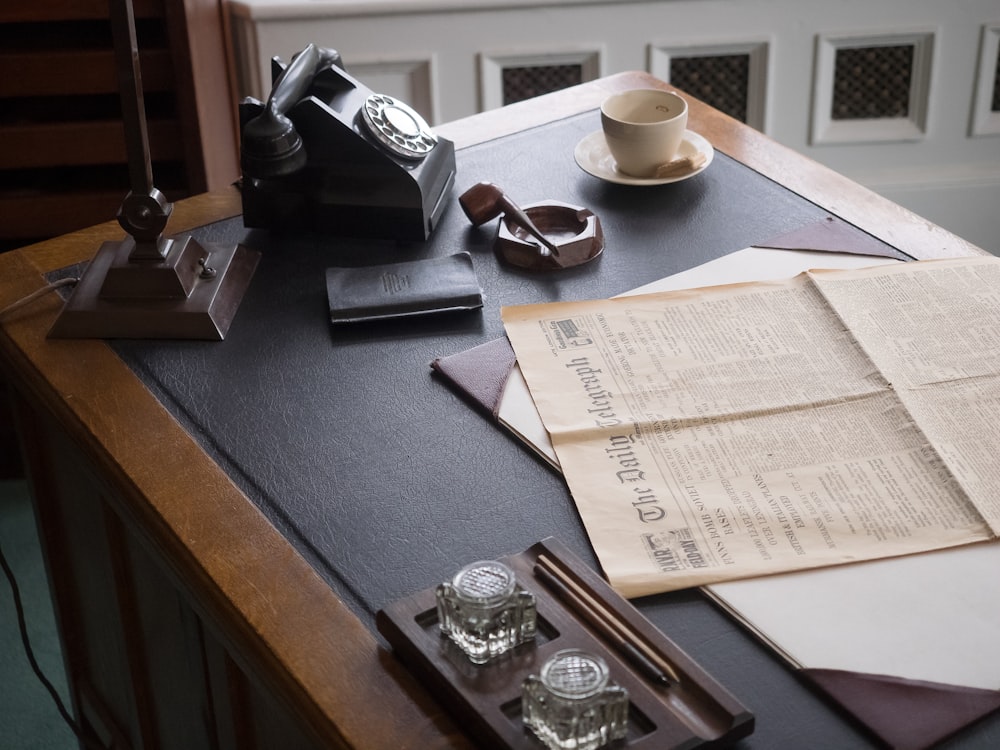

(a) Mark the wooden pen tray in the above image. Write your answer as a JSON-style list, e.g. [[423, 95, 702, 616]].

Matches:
[[376, 537, 754, 749]]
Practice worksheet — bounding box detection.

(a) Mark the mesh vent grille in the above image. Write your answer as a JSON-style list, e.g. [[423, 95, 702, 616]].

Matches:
[[992, 42, 1000, 113], [456, 563, 511, 599], [832, 45, 913, 120], [670, 54, 750, 122], [502, 64, 583, 105]]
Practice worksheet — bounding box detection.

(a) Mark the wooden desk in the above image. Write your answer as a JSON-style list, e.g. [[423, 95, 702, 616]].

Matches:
[[0, 72, 993, 749]]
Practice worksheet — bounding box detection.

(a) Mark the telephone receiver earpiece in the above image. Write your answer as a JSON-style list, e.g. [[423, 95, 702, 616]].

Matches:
[[241, 43, 335, 179]]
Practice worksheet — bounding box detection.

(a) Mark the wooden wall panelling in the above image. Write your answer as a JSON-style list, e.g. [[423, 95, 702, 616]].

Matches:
[[163, 0, 243, 192], [11, 386, 333, 750], [14, 397, 141, 747], [202, 636, 332, 750], [0, 0, 239, 251], [119, 526, 219, 749]]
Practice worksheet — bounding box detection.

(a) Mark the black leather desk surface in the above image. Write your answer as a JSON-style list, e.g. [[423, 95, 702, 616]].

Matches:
[[112, 112, 997, 748]]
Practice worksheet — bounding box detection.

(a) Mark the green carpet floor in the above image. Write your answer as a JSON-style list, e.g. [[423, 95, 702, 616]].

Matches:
[[1, 479, 77, 749]]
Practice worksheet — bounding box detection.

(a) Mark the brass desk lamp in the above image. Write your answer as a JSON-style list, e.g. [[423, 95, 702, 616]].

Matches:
[[49, 0, 257, 340]]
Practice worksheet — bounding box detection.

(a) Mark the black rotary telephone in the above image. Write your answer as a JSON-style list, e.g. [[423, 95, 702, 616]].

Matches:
[[239, 44, 456, 241]]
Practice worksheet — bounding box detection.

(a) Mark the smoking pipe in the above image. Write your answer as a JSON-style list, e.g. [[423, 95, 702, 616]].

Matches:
[[459, 182, 561, 258]]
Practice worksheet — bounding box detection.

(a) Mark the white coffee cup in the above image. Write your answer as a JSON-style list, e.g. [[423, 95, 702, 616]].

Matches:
[[600, 89, 689, 178]]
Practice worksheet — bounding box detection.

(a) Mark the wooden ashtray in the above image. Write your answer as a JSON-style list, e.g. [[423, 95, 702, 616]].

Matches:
[[496, 201, 604, 271]]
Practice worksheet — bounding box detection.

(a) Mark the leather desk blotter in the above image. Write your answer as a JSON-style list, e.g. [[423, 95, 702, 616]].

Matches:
[[101, 108, 991, 747]]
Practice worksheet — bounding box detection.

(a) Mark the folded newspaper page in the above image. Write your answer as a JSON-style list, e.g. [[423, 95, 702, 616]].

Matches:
[[502, 256, 1000, 596]]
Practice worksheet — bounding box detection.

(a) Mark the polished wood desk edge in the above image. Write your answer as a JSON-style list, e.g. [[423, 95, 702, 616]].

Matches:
[[0, 229, 466, 746], [0, 72, 987, 748], [0, 255, 461, 748]]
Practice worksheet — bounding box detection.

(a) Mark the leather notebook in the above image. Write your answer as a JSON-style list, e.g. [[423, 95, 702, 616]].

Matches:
[[326, 252, 482, 323]]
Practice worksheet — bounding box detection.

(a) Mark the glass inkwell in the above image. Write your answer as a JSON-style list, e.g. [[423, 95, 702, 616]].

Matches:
[[435, 560, 537, 664], [523, 649, 630, 750]]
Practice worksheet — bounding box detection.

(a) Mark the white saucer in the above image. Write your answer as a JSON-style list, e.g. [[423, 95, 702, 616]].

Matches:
[[574, 129, 714, 185]]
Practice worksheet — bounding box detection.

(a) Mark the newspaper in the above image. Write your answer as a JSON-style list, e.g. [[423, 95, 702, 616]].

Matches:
[[501, 256, 1000, 596]]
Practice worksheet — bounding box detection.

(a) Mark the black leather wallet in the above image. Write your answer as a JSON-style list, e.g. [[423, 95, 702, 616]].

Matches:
[[326, 252, 483, 323]]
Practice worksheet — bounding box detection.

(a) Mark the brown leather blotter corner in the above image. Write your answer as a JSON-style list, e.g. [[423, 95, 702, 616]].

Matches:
[[431, 335, 517, 418], [802, 669, 1000, 750], [755, 214, 911, 259]]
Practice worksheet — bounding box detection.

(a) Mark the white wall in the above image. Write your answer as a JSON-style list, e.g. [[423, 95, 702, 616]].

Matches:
[[226, 0, 1000, 254]]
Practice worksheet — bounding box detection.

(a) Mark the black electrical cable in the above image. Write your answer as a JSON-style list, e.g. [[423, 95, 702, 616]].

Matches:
[[3, 278, 99, 743], [2, 273, 98, 743], [0, 539, 104, 750]]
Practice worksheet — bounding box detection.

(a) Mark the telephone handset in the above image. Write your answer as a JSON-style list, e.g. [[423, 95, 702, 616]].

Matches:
[[240, 44, 339, 179], [239, 44, 456, 241]]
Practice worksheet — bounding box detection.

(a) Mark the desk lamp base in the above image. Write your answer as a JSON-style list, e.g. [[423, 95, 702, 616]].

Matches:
[[49, 234, 259, 341]]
